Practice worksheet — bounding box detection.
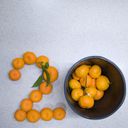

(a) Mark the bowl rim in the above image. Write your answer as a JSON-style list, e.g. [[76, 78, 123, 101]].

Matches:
[[64, 56, 126, 120]]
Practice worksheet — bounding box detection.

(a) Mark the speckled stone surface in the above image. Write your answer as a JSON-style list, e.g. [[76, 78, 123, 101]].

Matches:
[[0, 0, 128, 127]]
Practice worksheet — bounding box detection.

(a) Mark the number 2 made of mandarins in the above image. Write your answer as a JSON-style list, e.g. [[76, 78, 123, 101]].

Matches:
[[9, 52, 66, 123]]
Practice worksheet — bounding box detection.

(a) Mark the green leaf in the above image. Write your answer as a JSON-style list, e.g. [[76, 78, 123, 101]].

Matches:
[[32, 75, 43, 88], [32, 62, 50, 88]]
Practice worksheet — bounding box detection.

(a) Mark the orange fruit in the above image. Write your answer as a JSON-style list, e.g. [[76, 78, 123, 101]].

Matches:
[[14, 109, 26, 122], [12, 58, 24, 69], [78, 95, 94, 109], [69, 79, 81, 89], [53, 107, 66, 120], [27, 109, 40, 123], [71, 88, 84, 101], [96, 75, 110, 91], [36, 55, 49, 68], [85, 87, 97, 97], [72, 73, 80, 80], [86, 75, 96, 88], [8, 69, 21, 81], [89, 65, 101, 78], [43, 66, 58, 82], [94, 90, 104, 100], [39, 82, 53, 95], [80, 77, 86, 87], [23, 51, 36, 65], [20, 98, 33, 112], [75, 65, 90, 78], [40, 108, 53, 121], [29, 90, 42, 102]]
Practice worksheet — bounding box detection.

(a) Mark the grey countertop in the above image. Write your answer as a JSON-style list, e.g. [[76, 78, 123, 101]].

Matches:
[[0, 0, 128, 127]]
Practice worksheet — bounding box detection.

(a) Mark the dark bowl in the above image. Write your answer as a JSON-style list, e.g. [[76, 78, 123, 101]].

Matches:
[[64, 56, 126, 119]]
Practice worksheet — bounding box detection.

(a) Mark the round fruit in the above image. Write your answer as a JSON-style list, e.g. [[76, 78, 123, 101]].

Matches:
[[36, 55, 49, 68], [71, 88, 84, 101], [20, 98, 33, 112], [23, 51, 36, 65], [43, 66, 58, 82], [8, 69, 21, 81], [96, 75, 110, 91], [39, 82, 53, 95], [89, 65, 101, 78], [69, 79, 81, 89], [75, 65, 90, 78], [80, 77, 86, 87], [27, 109, 40, 123], [86, 75, 96, 88], [53, 107, 66, 120], [94, 90, 104, 100], [40, 108, 53, 121], [29, 90, 42, 102], [14, 109, 26, 122], [78, 95, 94, 109], [72, 73, 80, 80], [85, 87, 97, 97], [12, 58, 24, 69]]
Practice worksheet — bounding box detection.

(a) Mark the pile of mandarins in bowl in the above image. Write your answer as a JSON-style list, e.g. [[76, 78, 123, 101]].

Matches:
[[69, 64, 110, 109]]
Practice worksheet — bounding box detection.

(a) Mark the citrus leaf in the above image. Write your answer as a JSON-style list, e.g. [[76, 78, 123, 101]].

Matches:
[[32, 63, 50, 88], [32, 75, 43, 87]]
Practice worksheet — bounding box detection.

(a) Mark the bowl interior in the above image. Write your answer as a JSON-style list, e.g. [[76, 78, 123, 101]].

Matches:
[[64, 57, 126, 119]]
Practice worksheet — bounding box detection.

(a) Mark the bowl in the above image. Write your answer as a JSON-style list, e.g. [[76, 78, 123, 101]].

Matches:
[[64, 56, 126, 119]]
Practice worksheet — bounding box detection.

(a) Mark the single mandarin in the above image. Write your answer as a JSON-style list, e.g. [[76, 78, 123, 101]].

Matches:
[[85, 87, 97, 97], [72, 72, 80, 80], [27, 109, 40, 123], [96, 75, 110, 91], [78, 95, 94, 109], [75, 65, 91, 78], [23, 51, 36, 65], [89, 65, 101, 78], [36, 55, 49, 68], [43, 66, 58, 82], [40, 108, 53, 121], [12, 58, 24, 69], [53, 107, 66, 120], [94, 90, 104, 100], [20, 98, 33, 112], [9, 69, 21, 81], [14, 109, 26, 122], [71, 88, 84, 101], [39, 82, 53, 95], [69, 79, 81, 89], [29, 90, 42, 102]]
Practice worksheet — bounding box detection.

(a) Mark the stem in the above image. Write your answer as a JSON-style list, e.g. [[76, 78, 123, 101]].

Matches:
[[44, 69, 50, 85], [42, 64, 50, 86]]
